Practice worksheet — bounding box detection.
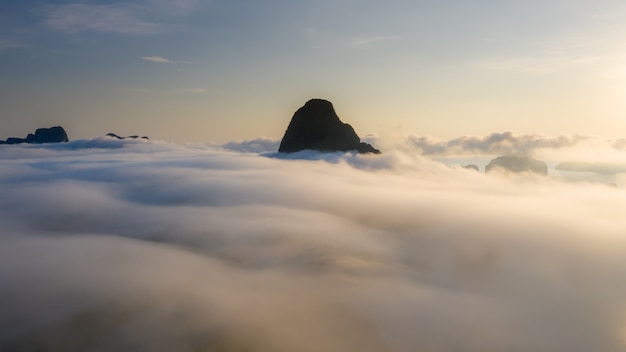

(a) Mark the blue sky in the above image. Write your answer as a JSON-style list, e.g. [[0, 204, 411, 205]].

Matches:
[[2, 0, 626, 142]]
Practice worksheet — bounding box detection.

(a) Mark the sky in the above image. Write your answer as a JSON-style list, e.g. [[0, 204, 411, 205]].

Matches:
[[2, 0, 626, 143], [2, 139, 626, 351]]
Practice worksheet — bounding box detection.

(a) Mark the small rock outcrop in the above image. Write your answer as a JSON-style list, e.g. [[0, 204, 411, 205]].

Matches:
[[485, 155, 548, 175], [0, 126, 69, 145], [463, 164, 480, 172], [106, 133, 149, 140], [278, 99, 380, 154]]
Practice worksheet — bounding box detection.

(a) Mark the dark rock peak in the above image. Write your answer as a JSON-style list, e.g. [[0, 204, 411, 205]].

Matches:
[[485, 155, 548, 175], [106, 133, 149, 140], [278, 99, 380, 154], [0, 126, 69, 145]]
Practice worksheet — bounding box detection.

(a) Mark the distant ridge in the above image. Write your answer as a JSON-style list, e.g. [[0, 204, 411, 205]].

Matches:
[[106, 133, 149, 140], [0, 126, 69, 145]]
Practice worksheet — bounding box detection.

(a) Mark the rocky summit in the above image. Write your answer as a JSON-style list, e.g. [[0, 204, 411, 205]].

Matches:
[[0, 126, 69, 145], [278, 99, 380, 154]]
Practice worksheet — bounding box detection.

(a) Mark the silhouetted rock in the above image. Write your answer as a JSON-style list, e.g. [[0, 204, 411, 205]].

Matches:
[[463, 164, 480, 172], [485, 155, 548, 175], [278, 99, 380, 154], [0, 126, 69, 145], [106, 133, 149, 140]]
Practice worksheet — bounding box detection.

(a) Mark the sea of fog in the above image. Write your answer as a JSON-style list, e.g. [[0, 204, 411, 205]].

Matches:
[[1, 133, 626, 351]]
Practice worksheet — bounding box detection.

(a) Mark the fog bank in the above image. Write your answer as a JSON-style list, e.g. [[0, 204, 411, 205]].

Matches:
[[1, 138, 626, 351]]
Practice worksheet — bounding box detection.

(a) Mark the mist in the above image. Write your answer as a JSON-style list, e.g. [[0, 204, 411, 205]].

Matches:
[[1, 136, 626, 351]]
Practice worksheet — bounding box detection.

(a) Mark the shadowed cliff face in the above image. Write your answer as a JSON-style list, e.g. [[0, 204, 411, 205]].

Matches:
[[278, 99, 380, 154]]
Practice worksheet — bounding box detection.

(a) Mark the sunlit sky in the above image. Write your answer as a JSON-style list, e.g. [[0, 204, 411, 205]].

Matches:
[[2, 0, 626, 143]]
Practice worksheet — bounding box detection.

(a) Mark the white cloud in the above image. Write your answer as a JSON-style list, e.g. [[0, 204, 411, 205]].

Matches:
[[141, 55, 172, 63], [304, 30, 399, 50], [222, 137, 280, 153], [1, 140, 626, 351], [43, 1, 207, 35], [45, 3, 164, 35]]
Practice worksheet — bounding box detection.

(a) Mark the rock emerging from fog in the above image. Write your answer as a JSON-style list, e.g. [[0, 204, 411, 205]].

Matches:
[[463, 164, 480, 172], [106, 133, 149, 140], [485, 155, 548, 175], [0, 126, 69, 145], [278, 99, 380, 154]]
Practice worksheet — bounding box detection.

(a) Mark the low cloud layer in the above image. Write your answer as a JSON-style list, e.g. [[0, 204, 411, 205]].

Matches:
[[407, 131, 589, 156], [1, 139, 626, 351], [556, 161, 626, 174], [222, 137, 281, 154], [222, 132, 612, 159]]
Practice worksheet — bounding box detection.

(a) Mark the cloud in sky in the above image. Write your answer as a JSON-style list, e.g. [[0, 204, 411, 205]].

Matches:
[[1, 140, 626, 351], [45, 3, 165, 35], [43, 1, 206, 35], [141, 55, 172, 63]]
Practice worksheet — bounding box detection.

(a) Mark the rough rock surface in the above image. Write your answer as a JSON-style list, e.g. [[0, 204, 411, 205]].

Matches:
[[485, 155, 548, 175], [278, 99, 380, 154], [106, 133, 149, 140], [0, 126, 69, 145]]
